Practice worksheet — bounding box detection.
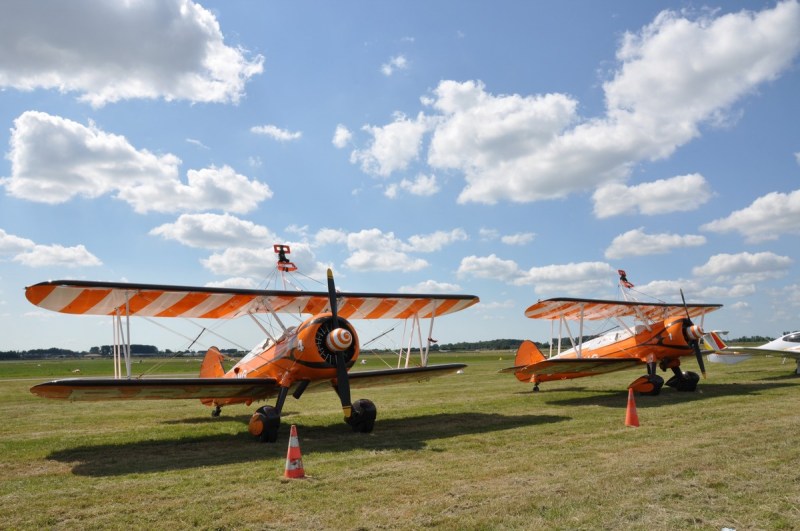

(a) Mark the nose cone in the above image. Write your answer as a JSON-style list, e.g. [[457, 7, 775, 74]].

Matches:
[[326, 328, 353, 352], [686, 324, 704, 341]]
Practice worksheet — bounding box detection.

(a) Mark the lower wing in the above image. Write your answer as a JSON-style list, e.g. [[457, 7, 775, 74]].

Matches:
[[29, 364, 466, 401], [507, 358, 642, 377], [346, 363, 466, 388], [30, 377, 279, 401]]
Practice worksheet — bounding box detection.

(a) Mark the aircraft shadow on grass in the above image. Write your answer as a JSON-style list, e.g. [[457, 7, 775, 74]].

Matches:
[[540, 380, 797, 408], [47, 412, 568, 477]]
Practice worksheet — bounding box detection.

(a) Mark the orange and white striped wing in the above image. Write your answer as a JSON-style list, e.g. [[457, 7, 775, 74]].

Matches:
[[25, 280, 479, 319], [524, 297, 721, 321]]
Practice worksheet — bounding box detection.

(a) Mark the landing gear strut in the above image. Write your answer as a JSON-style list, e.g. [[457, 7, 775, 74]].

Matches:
[[211, 405, 221, 417]]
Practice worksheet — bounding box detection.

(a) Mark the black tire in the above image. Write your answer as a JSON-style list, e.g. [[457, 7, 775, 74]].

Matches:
[[666, 371, 700, 392], [349, 398, 377, 433], [248, 405, 281, 443]]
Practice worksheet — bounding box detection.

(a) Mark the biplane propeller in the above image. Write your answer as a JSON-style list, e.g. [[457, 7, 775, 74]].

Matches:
[[501, 273, 721, 396], [25, 267, 478, 442]]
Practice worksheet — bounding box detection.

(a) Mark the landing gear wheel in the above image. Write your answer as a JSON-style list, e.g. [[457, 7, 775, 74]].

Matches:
[[666, 371, 700, 392], [532, 384, 540, 392], [347, 398, 377, 433], [211, 405, 221, 418], [248, 405, 281, 442]]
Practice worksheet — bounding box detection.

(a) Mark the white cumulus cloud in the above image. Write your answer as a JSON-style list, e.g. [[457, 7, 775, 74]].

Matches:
[[14, 244, 102, 268], [0, 0, 263, 107], [332, 125, 352, 148], [1, 111, 272, 213], [381, 55, 409, 76], [251, 125, 302, 141], [350, 112, 429, 177], [384, 174, 439, 198], [593, 174, 713, 218], [150, 213, 275, 249], [346, 2, 800, 205], [693, 251, 793, 284], [701, 189, 800, 242], [398, 280, 462, 294], [605, 228, 706, 259], [501, 233, 535, 246]]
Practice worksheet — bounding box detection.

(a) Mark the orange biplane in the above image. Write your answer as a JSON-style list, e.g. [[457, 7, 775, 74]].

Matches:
[[500, 272, 722, 395], [26, 266, 478, 442]]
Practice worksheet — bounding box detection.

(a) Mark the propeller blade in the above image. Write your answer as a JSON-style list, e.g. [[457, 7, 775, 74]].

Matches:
[[327, 268, 339, 325], [693, 340, 707, 379], [326, 268, 353, 419], [681, 289, 707, 379], [680, 289, 691, 320], [680, 289, 706, 379]]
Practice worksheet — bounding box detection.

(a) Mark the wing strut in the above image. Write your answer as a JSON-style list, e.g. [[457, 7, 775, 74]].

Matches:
[[112, 300, 133, 379]]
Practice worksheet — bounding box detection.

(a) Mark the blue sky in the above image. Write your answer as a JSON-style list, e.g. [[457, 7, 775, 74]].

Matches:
[[1, 0, 799, 352]]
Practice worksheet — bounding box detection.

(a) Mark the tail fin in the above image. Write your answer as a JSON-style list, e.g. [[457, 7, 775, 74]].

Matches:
[[200, 346, 226, 378], [512, 340, 546, 382], [702, 331, 727, 351]]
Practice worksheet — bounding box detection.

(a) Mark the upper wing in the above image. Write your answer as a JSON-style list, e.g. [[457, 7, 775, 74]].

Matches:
[[500, 358, 642, 377], [30, 377, 280, 401], [524, 297, 722, 321], [25, 280, 479, 320]]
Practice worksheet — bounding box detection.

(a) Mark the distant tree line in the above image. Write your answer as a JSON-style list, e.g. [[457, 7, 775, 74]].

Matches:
[[729, 335, 776, 343], [0, 345, 244, 360], [431, 339, 545, 351]]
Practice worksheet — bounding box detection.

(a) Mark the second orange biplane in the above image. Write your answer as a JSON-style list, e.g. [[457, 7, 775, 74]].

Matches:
[[26, 261, 478, 442], [500, 272, 722, 395]]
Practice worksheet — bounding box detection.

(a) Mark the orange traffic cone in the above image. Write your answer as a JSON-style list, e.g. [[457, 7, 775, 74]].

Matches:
[[625, 388, 639, 428], [284, 424, 305, 479]]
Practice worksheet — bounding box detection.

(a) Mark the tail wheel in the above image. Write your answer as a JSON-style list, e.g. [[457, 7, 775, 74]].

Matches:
[[348, 398, 377, 433], [248, 405, 280, 443]]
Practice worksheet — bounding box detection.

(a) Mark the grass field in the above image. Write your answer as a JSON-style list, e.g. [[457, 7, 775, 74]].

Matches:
[[1, 352, 799, 530]]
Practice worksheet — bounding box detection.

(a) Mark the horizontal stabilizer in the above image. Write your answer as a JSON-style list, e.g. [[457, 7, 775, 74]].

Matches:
[[30, 377, 279, 401], [707, 354, 752, 365]]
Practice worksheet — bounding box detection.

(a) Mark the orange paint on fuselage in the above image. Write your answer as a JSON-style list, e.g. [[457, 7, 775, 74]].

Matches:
[[531, 318, 693, 384], [204, 312, 360, 408]]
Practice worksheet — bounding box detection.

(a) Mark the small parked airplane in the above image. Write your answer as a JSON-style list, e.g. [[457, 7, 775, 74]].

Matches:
[[26, 259, 478, 442], [500, 271, 722, 395], [704, 330, 800, 375]]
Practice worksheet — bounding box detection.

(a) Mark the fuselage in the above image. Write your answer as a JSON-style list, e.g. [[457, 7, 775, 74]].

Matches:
[[760, 331, 800, 352], [206, 312, 359, 407], [552, 318, 697, 363]]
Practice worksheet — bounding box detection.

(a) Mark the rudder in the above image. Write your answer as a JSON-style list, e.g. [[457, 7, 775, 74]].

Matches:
[[200, 346, 226, 378], [513, 340, 546, 382]]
